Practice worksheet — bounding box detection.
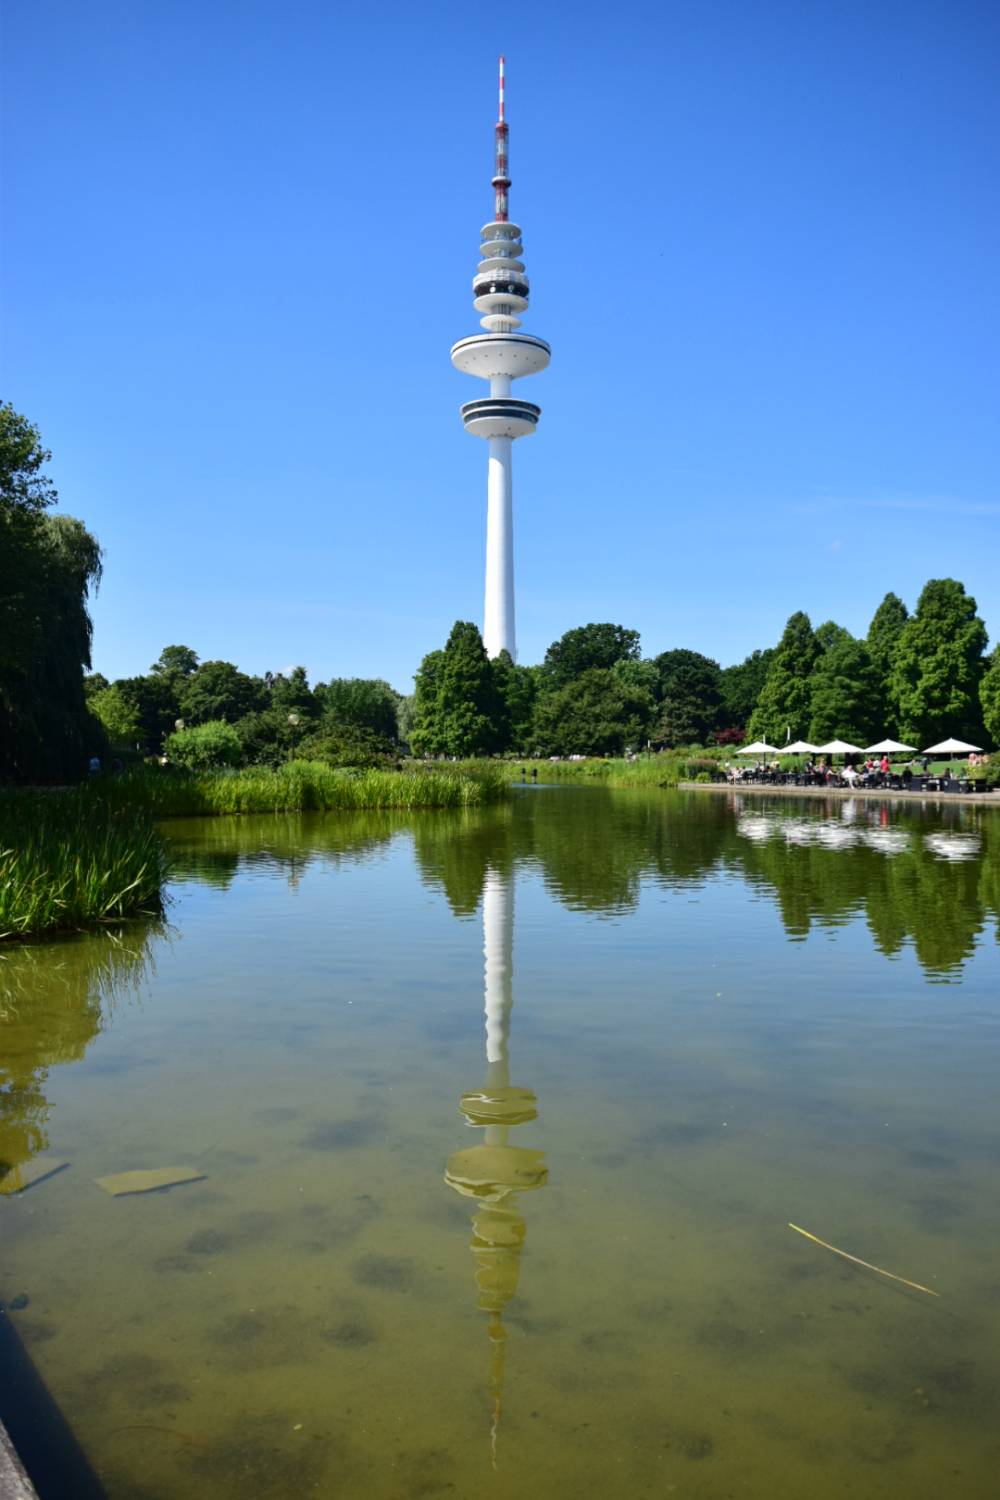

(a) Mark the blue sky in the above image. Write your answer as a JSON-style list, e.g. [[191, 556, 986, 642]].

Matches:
[[4, 0, 998, 691]]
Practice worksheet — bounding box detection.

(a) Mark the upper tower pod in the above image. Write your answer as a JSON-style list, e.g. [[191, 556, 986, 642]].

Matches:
[[451, 57, 550, 381]]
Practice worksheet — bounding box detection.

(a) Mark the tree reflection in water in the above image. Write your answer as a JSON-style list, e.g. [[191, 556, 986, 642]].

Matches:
[[0, 924, 164, 1192]]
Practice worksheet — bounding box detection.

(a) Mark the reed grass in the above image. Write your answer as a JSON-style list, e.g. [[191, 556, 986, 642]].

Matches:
[[98, 760, 509, 816], [0, 788, 169, 940], [503, 751, 725, 789]]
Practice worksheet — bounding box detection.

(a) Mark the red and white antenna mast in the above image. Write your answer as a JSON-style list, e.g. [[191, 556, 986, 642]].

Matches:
[[493, 55, 510, 222]]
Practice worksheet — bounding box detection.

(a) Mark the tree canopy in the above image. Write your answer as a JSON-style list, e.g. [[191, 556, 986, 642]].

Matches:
[[651, 649, 722, 747], [889, 579, 988, 745], [409, 622, 507, 757], [1, 405, 104, 781], [747, 613, 822, 744], [542, 623, 641, 687]]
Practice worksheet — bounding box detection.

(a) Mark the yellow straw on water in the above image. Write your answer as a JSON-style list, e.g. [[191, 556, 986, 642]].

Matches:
[[788, 1222, 939, 1297]]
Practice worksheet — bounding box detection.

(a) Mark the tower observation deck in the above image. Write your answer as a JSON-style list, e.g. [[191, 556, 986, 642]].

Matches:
[[451, 57, 550, 661]]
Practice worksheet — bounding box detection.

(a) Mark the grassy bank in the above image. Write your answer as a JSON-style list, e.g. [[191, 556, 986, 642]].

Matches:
[[101, 760, 509, 816], [0, 788, 168, 940], [505, 751, 726, 788]]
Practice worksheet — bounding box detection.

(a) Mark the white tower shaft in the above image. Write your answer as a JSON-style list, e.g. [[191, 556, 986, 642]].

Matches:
[[485, 436, 515, 661]]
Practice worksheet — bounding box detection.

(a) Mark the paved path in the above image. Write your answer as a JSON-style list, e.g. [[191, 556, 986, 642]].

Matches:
[[679, 781, 999, 807]]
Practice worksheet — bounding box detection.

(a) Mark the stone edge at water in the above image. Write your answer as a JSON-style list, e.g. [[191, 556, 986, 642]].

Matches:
[[0, 1421, 38, 1500]]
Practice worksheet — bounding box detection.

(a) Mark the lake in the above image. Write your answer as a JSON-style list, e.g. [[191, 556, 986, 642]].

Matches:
[[2, 787, 998, 1499]]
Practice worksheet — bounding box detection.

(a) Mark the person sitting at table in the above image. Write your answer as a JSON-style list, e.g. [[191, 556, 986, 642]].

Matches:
[[842, 764, 859, 786]]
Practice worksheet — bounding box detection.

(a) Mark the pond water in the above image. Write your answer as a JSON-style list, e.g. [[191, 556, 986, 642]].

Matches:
[[2, 787, 999, 1499]]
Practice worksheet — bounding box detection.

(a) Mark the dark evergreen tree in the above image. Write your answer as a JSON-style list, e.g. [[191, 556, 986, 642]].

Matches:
[[866, 592, 909, 732], [718, 649, 774, 731], [747, 612, 822, 744], [889, 579, 988, 745], [410, 623, 506, 756], [651, 649, 722, 746], [808, 634, 881, 745]]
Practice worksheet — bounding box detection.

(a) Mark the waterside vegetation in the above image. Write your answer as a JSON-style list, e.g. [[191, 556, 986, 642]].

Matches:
[[0, 787, 167, 939], [1, 762, 507, 939]]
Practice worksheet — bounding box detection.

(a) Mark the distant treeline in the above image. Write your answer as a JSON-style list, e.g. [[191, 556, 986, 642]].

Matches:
[[3, 402, 999, 781]]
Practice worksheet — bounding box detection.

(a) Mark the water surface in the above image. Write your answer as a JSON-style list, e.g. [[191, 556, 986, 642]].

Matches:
[[2, 788, 999, 1498]]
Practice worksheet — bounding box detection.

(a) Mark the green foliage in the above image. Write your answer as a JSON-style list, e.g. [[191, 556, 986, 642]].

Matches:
[[2, 404, 100, 783], [542, 622, 641, 688], [719, 649, 774, 731], [296, 724, 396, 767], [114, 673, 179, 754], [150, 644, 199, 681], [532, 668, 654, 756], [491, 652, 538, 751], [178, 660, 267, 725], [808, 634, 881, 744], [90, 684, 142, 747], [77, 761, 508, 817], [981, 646, 1000, 749], [164, 720, 244, 770], [315, 677, 400, 740], [0, 787, 168, 938], [888, 579, 988, 745], [651, 649, 722, 747], [866, 593, 908, 679], [410, 622, 506, 756], [268, 666, 317, 720], [748, 612, 822, 743]]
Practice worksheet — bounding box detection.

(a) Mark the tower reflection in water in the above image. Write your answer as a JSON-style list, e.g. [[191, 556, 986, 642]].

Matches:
[[444, 866, 547, 1465]]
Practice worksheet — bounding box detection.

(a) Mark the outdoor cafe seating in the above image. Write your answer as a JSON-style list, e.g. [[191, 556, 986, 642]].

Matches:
[[723, 737, 991, 794]]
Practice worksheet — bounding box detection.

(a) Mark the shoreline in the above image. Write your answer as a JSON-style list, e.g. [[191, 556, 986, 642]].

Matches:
[[678, 781, 999, 807]]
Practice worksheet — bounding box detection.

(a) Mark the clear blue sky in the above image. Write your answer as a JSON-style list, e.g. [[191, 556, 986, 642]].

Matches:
[[4, 0, 998, 691]]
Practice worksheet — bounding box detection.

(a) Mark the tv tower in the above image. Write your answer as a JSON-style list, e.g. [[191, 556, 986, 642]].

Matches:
[[451, 57, 550, 661]]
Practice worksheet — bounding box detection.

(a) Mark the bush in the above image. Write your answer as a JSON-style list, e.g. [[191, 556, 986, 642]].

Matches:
[[164, 720, 243, 771], [296, 725, 396, 768]]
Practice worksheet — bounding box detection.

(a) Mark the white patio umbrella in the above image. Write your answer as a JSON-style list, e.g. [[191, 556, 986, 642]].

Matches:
[[735, 740, 780, 755], [815, 740, 863, 756], [922, 737, 983, 775], [782, 740, 818, 754], [865, 738, 917, 754], [922, 738, 982, 754]]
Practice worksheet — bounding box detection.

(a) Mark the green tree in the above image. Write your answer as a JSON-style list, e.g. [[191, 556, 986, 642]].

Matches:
[[114, 673, 180, 753], [747, 612, 822, 744], [808, 634, 881, 745], [888, 579, 988, 745], [1, 406, 105, 780], [315, 678, 400, 740], [150, 645, 199, 681], [491, 651, 537, 751], [268, 666, 317, 720], [981, 645, 1000, 749], [90, 684, 142, 748], [719, 649, 774, 731], [651, 649, 722, 746], [164, 720, 243, 770], [866, 592, 909, 732], [179, 660, 266, 724], [814, 620, 850, 653], [409, 623, 506, 757], [541, 623, 641, 688], [532, 668, 654, 756]]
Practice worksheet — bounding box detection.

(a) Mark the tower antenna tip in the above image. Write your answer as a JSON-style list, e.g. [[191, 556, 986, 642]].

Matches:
[[498, 56, 506, 121]]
